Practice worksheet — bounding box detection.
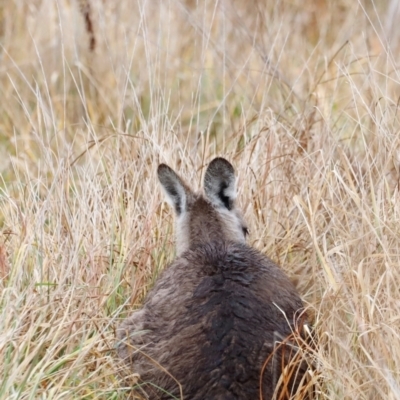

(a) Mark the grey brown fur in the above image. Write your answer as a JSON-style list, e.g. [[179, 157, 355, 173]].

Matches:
[[116, 158, 307, 399]]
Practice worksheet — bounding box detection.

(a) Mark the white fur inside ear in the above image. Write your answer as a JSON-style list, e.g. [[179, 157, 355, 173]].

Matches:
[[222, 178, 237, 200], [160, 182, 186, 214], [207, 178, 236, 209]]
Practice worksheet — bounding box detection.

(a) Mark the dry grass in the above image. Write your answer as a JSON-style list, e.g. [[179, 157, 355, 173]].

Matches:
[[1, 0, 400, 398]]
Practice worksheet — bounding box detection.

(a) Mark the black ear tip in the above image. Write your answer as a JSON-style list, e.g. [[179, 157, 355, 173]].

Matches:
[[157, 163, 169, 173], [208, 157, 234, 172], [157, 163, 174, 179], [157, 164, 176, 186]]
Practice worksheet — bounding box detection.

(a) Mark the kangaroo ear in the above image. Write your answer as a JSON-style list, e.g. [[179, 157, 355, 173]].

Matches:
[[157, 164, 189, 215], [204, 157, 236, 210]]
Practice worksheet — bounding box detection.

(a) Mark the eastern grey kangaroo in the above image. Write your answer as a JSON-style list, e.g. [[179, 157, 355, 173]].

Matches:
[[117, 157, 308, 399]]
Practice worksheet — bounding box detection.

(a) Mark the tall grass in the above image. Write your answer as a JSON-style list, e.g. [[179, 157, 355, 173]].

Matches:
[[0, 0, 399, 398]]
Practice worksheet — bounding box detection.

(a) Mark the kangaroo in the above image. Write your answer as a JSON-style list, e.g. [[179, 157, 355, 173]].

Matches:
[[117, 157, 308, 399]]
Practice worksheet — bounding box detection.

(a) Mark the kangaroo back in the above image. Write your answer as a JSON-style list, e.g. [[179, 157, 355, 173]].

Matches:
[[116, 158, 307, 399]]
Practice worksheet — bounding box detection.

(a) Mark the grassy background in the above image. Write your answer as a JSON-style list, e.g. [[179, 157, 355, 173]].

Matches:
[[1, 0, 400, 398]]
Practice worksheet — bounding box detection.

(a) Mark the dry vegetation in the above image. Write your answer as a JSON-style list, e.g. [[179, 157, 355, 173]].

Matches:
[[0, 0, 400, 398]]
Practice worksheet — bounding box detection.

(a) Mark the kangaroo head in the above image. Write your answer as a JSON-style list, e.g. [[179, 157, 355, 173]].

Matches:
[[157, 157, 248, 255]]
